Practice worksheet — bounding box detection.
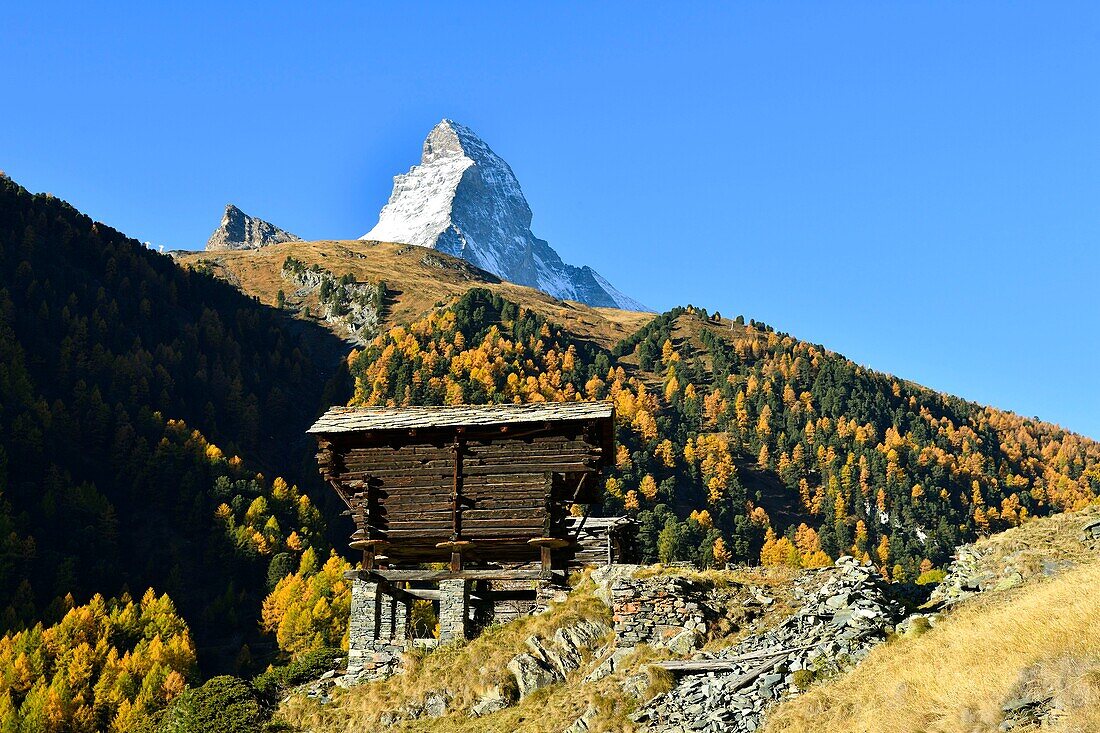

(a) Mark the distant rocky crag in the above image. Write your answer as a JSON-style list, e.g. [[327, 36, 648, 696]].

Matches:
[[206, 204, 301, 250]]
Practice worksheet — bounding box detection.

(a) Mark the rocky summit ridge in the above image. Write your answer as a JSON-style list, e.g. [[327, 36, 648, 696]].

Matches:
[[362, 119, 649, 311], [206, 203, 301, 251]]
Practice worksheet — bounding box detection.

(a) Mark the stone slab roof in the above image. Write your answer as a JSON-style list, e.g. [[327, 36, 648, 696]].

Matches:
[[307, 401, 614, 434]]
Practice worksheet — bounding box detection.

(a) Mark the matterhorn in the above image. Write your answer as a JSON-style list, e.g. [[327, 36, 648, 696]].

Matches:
[[363, 120, 647, 311]]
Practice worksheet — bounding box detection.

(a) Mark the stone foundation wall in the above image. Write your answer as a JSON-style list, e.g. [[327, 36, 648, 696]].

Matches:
[[610, 575, 712, 649], [342, 572, 571, 685], [344, 641, 404, 686]]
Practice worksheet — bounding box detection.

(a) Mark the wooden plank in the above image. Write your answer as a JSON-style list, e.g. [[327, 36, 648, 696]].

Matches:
[[380, 493, 555, 506], [382, 508, 549, 522], [383, 528, 548, 540], [463, 443, 586, 452], [463, 462, 594, 475], [653, 644, 815, 673], [339, 468, 454, 480], [376, 493, 554, 511], [345, 445, 453, 457], [383, 518, 548, 531], [349, 567, 561, 581]]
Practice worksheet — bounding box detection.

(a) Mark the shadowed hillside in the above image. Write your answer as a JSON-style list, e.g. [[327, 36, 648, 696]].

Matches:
[[0, 176, 352, 670]]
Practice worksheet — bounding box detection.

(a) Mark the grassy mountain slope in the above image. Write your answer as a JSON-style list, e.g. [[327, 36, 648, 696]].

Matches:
[[763, 507, 1100, 733], [174, 239, 652, 349], [332, 289, 1100, 576]]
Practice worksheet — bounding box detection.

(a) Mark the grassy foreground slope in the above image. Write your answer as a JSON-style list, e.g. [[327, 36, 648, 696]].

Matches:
[[763, 507, 1100, 733]]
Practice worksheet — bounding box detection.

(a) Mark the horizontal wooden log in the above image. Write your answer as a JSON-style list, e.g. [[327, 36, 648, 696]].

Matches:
[[463, 446, 600, 458], [377, 487, 550, 503], [463, 462, 594, 475], [383, 507, 548, 522], [652, 644, 816, 674], [383, 529, 550, 541], [349, 568, 564, 582], [338, 468, 454, 480], [364, 493, 551, 512], [383, 518, 548, 531]]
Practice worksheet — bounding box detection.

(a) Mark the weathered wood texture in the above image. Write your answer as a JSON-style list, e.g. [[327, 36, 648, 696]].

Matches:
[[312, 404, 615, 565], [567, 516, 638, 566]]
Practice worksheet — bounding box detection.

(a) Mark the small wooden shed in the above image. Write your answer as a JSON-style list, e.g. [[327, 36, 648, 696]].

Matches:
[[308, 402, 615, 574], [566, 515, 638, 566]]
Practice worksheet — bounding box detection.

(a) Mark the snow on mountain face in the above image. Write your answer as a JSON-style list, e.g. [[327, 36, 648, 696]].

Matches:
[[362, 120, 649, 311], [206, 204, 300, 251]]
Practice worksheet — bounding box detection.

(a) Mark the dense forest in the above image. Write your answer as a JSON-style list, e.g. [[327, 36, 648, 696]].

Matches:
[[0, 177, 354, 727], [343, 288, 1100, 581], [3, 175, 1100, 729]]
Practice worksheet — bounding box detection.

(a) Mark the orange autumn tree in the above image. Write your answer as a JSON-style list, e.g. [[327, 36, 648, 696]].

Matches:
[[261, 549, 352, 658], [0, 590, 195, 733]]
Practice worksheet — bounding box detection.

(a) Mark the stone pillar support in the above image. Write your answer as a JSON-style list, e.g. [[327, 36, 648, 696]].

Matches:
[[347, 577, 381, 680], [344, 573, 409, 685], [438, 578, 470, 642], [393, 592, 410, 641]]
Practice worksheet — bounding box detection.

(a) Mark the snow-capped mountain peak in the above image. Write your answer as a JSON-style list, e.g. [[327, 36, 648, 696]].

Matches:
[[362, 120, 648, 311]]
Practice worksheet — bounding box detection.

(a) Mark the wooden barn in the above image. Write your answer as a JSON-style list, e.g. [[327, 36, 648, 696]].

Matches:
[[307, 402, 618, 674], [309, 401, 615, 572]]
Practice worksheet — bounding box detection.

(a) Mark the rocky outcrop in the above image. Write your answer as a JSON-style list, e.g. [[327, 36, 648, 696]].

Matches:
[[633, 557, 903, 733], [280, 257, 386, 345], [362, 120, 648, 311], [206, 204, 300, 251], [501, 619, 612, 702]]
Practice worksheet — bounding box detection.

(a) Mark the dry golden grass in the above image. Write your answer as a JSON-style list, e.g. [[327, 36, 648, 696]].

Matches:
[[176, 240, 652, 348], [762, 557, 1100, 733], [277, 578, 661, 733], [633, 563, 800, 589]]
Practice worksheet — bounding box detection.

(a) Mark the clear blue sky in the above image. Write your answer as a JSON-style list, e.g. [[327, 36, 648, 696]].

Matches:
[[3, 3, 1098, 439]]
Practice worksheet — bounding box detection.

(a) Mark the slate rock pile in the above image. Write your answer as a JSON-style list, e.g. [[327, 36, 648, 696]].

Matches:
[[927, 545, 993, 606], [999, 693, 1057, 731], [929, 545, 1069, 608], [932, 509, 1100, 608], [633, 556, 903, 733]]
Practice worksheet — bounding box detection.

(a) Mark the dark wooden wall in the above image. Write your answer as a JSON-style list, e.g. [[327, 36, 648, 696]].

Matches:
[[317, 421, 607, 564]]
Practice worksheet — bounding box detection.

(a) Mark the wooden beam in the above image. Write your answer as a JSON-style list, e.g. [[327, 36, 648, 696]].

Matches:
[[399, 587, 488, 602], [451, 436, 464, 542], [347, 568, 563, 582]]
